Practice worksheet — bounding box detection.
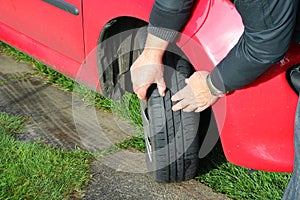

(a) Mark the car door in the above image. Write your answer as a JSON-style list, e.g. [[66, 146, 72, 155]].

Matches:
[[0, 0, 84, 63]]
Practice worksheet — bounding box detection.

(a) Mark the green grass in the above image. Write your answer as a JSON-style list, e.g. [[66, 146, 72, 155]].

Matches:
[[116, 134, 145, 152], [0, 41, 75, 92], [0, 113, 27, 135], [0, 112, 94, 200], [196, 143, 291, 200], [0, 41, 140, 116], [0, 41, 293, 200]]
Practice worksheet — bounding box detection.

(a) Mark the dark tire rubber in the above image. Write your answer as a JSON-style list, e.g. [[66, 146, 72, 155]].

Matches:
[[141, 47, 201, 183], [98, 19, 146, 98], [98, 24, 202, 183]]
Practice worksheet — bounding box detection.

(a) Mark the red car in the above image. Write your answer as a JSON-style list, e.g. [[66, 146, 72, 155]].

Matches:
[[0, 0, 299, 183]]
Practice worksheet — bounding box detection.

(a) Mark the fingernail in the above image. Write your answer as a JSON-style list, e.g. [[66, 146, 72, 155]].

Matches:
[[172, 106, 177, 111]]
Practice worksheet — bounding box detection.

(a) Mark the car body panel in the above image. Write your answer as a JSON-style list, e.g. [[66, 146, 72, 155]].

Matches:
[[221, 44, 300, 172], [0, 0, 297, 172], [181, 0, 299, 172], [80, 0, 211, 90], [0, 20, 82, 79], [0, 0, 86, 87], [83, 0, 211, 54], [0, 0, 84, 62]]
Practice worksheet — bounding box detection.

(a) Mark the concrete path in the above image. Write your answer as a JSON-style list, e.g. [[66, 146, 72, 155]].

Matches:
[[0, 53, 231, 200]]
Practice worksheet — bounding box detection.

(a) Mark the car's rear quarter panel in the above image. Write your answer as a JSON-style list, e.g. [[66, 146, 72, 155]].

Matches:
[[184, 0, 299, 172]]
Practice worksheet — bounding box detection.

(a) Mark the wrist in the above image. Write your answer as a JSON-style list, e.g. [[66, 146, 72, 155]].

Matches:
[[206, 73, 226, 97], [143, 33, 169, 57], [147, 24, 178, 42], [142, 48, 165, 59]]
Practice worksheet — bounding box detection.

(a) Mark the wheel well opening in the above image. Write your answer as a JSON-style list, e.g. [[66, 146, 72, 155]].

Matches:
[[97, 17, 147, 97], [99, 17, 147, 43]]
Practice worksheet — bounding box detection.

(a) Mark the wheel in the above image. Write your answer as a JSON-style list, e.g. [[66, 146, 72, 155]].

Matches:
[[97, 18, 146, 98], [141, 47, 202, 183], [98, 22, 202, 183]]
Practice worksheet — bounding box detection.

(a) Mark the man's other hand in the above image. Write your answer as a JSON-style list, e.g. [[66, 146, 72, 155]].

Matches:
[[171, 71, 219, 112]]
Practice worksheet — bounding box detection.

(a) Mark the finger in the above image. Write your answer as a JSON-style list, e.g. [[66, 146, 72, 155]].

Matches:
[[157, 78, 166, 97], [183, 104, 199, 112], [195, 103, 211, 112], [195, 106, 206, 113], [135, 84, 151, 101], [171, 86, 188, 102], [185, 78, 190, 84], [195, 107, 203, 113], [172, 99, 189, 111]]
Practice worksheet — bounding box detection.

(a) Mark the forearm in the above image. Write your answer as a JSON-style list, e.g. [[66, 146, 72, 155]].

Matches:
[[131, 0, 196, 100], [143, 33, 169, 60]]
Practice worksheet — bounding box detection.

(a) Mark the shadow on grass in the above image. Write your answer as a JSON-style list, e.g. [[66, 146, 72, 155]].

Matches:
[[197, 140, 227, 175], [197, 107, 228, 175]]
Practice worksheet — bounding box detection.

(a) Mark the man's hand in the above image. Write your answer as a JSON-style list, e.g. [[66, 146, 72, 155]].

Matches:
[[130, 33, 168, 101], [130, 50, 166, 101], [171, 71, 219, 112]]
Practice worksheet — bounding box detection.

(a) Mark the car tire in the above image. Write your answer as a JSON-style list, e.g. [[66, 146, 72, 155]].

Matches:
[[140, 48, 202, 183], [97, 19, 145, 98], [98, 24, 202, 183]]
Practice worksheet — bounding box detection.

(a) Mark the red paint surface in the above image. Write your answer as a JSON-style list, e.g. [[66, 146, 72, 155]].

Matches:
[[182, 0, 298, 172], [221, 45, 300, 172], [0, 0, 297, 172]]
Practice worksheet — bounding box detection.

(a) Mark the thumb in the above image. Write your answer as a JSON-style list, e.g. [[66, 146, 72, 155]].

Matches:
[[157, 78, 166, 97], [185, 78, 190, 84]]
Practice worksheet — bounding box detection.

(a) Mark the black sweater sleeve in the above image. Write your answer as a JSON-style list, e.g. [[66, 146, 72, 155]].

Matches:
[[149, 0, 298, 92], [210, 0, 298, 92], [148, 0, 195, 41]]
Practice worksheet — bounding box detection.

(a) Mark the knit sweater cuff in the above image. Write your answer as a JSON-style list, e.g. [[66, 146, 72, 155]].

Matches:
[[147, 24, 178, 42]]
